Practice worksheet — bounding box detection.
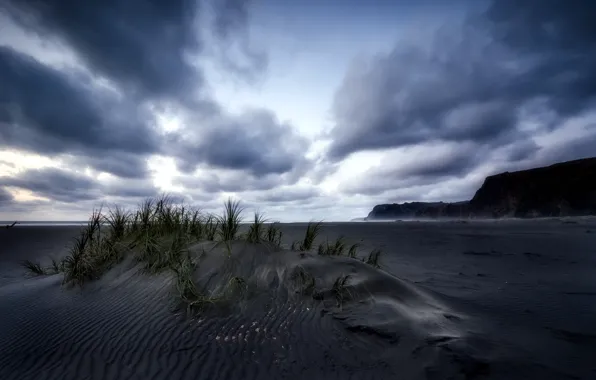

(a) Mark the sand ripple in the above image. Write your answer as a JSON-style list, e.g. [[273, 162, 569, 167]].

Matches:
[[0, 242, 487, 380]]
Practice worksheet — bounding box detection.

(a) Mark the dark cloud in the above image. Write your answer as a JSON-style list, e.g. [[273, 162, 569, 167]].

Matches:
[[0, 0, 304, 187], [2, 168, 100, 203], [486, 0, 595, 56], [1, 167, 160, 203], [176, 168, 300, 194], [172, 109, 311, 177], [211, 0, 250, 40], [0, 42, 297, 181], [0, 0, 203, 101], [392, 143, 481, 179], [1, 0, 268, 101], [62, 153, 150, 180], [338, 142, 483, 196], [255, 186, 321, 203], [0, 46, 158, 176], [502, 140, 541, 163], [208, 0, 268, 80], [0, 198, 54, 215], [531, 124, 596, 167], [102, 180, 159, 199], [0, 187, 13, 205], [327, 0, 596, 161]]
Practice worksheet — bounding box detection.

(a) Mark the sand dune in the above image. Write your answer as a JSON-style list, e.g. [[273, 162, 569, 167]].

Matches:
[[1, 219, 596, 379]]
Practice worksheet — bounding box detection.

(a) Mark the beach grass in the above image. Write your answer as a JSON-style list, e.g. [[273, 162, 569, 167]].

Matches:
[[22, 195, 384, 313], [291, 221, 322, 251], [246, 211, 268, 243], [22, 259, 47, 276], [266, 222, 283, 246], [348, 243, 359, 258], [291, 266, 317, 295], [331, 274, 352, 308], [364, 248, 382, 268], [217, 198, 244, 242], [317, 236, 362, 263]]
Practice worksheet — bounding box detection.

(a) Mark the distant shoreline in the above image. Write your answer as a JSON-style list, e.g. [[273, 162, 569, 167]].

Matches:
[[4, 215, 596, 228]]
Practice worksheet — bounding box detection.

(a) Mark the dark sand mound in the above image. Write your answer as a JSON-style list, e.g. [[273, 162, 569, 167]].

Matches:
[[0, 240, 487, 380]]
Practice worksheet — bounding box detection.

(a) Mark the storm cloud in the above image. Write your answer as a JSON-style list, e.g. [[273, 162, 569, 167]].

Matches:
[[327, 0, 596, 161], [1, 167, 160, 204], [0, 187, 13, 205], [0, 0, 203, 101], [1, 168, 101, 203], [171, 109, 311, 177], [0, 46, 158, 156], [0, 0, 305, 189], [1, 0, 595, 221]]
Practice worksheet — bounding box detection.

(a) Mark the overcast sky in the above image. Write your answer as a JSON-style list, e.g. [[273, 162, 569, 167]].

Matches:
[[1, 0, 595, 222]]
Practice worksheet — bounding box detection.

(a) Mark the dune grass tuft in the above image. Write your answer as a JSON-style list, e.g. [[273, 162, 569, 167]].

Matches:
[[265, 222, 283, 247], [246, 212, 268, 243], [292, 221, 322, 251], [48, 257, 63, 274], [204, 214, 219, 241], [245, 213, 283, 247], [171, 253, 209, 313], [22, 256, 65, 276], [104, 205, 130, 242], [217, 198, 244, 242], [317, 236, 347, 256], [347, 243, 359, 258], [61, 208, 105, 285], [62, 235, 94, 285], [22, 259, 47, 276], [364, 248, 382, 268], [291, 267, 316, 295], [331, 274, 352, 308]]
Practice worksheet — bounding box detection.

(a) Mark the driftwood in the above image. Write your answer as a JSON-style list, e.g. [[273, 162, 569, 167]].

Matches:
[[4, 221, 17, 229]]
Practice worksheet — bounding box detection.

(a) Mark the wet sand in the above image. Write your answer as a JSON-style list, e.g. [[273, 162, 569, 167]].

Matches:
[[1, 219, 595, 379]]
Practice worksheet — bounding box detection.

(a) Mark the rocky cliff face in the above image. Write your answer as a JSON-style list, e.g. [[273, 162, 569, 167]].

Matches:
[[366, 157, 596, 220]]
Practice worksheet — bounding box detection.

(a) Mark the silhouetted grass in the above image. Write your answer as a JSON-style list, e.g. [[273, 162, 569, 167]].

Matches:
[[22, 259, 46, 276], [291, 267, 316, 295], [49, 257, 63, 274], [292, 221, 322, 251], [217, 198, 244, 242], [204, 214, 219, 241], [318, 236, 347, 256], [266, 222, 283, 247], [61, 208, 105, 285], [141, 231, 190, 273], [332, 274, 352, 308], [246, 212, 267, 243], [171, 252, 207, 313], [189, 209, 203, 240], [364, 248, 382, 268], [104, 205, 130, 242], [348, 243, 359, 258]]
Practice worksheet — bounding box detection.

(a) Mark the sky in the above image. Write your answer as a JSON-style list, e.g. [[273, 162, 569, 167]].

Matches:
[[0, 0, 595, 222]]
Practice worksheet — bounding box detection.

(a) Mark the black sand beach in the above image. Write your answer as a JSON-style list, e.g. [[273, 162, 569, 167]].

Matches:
[[1, 219, 596, 379]]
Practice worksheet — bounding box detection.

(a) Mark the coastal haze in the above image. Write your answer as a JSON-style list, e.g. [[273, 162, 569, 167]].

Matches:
[[2, 0, 596, 379]]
